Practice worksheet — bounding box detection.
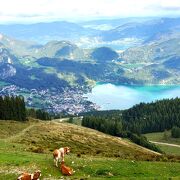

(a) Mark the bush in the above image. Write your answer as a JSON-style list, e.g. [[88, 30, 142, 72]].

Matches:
[[68, 117, 73, 123], [128, 132, 163, 153], [171, 126, 180, 138], [96, 169, 110, 176], [30, 146, 44, 153]]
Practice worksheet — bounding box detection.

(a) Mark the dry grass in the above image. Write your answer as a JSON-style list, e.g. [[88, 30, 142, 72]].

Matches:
[[0, 120, 160, 160], [0, 120, 30, 139]]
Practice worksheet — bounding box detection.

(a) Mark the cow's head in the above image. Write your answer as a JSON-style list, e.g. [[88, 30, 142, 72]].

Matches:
[[61, 160, 65, 165], [64, 147, 70, 154], [32, 170, 41, 180]]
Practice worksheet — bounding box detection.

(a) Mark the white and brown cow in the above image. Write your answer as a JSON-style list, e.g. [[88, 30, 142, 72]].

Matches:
[[17, 170, 41, 180], [53, 147, 70, 167]]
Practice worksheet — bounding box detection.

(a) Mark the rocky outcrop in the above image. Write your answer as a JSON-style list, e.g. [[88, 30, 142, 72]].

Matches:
[[0, 64, 16, 79]]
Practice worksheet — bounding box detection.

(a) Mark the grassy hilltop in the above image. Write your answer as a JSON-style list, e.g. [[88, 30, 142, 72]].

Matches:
[[0, 119, 180, 179]]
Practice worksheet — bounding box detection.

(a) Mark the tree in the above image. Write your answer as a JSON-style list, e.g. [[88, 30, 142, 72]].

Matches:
[[0, 95, 27, 121], [163, 130, 168, 140], [171, 126, 180, 138]]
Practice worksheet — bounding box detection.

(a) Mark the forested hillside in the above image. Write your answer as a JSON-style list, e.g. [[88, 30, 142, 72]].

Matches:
[[122, 98, 180, 133], [82, 98, 180, 152], [82, 98, 180, 134]]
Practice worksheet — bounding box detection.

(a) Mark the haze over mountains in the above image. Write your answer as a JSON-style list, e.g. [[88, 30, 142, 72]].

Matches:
[[0, 17, 180, 113]]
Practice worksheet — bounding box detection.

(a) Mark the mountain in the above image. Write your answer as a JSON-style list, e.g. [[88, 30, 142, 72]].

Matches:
[[0, 37, 124, 89], [31, 40, 87, 60], [81, 17, 152, 30], [0, 41, 18, 79], [0, 64, 16, 79], [0, 34, 88, 60], [120, 36, 180, 84], [91, 47, 119, 62], [101, 18, 180, 42], [0, 33, 37, 56], [163, 56, 180, 70], [1, 17, 180, 45], [0, 47, 15, 64], [0, 21, 98, 43], [120, 37, 180, 63]]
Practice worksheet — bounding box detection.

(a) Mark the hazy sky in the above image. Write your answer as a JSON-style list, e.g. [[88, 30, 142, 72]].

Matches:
[[0, 0, 180, 23]]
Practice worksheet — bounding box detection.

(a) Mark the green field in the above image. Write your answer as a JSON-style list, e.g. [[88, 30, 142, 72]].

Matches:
[[0, 140, 180, 180], [0, 120, 180, 179], [145, 131, 180, 144], [145, 131, 180, 156]]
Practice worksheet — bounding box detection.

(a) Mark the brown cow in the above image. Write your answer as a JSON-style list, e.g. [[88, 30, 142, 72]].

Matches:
[[60, 161, 74, 176]]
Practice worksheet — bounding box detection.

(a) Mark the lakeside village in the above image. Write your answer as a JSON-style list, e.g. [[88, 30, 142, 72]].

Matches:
[[0, 85, 100, 115]]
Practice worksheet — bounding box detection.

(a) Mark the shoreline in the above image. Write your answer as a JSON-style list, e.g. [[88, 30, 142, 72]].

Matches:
[[84, 83, 180, 111]]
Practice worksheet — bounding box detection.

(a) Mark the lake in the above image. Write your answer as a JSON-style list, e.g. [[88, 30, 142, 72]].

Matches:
[[84, 83, 180, 110]]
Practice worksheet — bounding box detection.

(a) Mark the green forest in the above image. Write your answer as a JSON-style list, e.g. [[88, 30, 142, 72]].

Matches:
[[82, 98, 180, 152], [0, 96, 51, 121], [82, 98, 180, 134], [0, 96, 26, 121], [122, 98, 180, 133]]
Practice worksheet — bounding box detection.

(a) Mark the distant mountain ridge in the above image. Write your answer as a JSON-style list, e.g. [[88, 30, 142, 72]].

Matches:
[[0, 21, 99, 43], [1, 17, 179, 44], [101, 18, 180, 42]]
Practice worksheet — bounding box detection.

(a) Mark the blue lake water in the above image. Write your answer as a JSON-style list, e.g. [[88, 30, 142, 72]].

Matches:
[[85, 84, 180, 110]]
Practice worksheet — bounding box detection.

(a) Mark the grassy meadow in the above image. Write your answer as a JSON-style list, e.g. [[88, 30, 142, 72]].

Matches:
[[0, 119, 180, 179], [145, 131, 180, 156]]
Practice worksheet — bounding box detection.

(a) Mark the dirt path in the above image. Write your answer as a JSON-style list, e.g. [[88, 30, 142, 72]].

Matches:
[[150, 141, 180, 148], [5, 124, 36, 142], [51, 118, 69, 123]]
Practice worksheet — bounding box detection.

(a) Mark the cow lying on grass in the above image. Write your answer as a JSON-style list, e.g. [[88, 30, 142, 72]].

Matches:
[[17, 170, 41, 180], [60, 161, 74, 176], [53, 147, 70, 167]]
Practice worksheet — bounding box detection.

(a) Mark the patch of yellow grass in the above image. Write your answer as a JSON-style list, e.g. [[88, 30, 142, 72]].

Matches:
[[0, 120, 161, 160]]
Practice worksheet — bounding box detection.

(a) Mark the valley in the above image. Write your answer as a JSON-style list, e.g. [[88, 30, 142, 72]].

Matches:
[[0, 17, 180, 113]]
